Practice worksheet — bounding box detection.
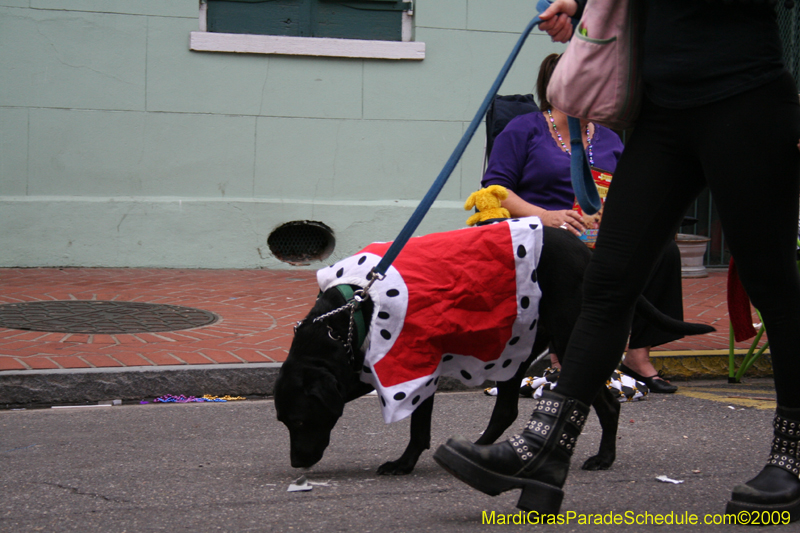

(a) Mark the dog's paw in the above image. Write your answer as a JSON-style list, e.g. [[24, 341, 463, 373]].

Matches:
[[377, 459, 415, 475], [581, 454, 615, 471]]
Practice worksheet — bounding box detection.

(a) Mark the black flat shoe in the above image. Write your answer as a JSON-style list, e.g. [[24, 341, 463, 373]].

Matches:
[[618, 363, 678, 394]]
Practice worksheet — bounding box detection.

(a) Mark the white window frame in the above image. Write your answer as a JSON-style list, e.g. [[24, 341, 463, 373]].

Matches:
[[190, 1, 425, 60]]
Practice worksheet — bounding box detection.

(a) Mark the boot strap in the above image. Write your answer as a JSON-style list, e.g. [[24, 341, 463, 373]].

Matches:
[[774, 412, 800, 438], [525, 398, 588, 431], [769, 412, 800, 477], [509, 434, 536, 462], [508, 399, 588, 463]]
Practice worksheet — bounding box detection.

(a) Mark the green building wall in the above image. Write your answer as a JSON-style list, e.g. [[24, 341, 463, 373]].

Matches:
[[0, 0, 564, 269]]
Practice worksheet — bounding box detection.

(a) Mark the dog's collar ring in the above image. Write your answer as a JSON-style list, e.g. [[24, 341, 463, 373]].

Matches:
[[326, 325, 342, 343]]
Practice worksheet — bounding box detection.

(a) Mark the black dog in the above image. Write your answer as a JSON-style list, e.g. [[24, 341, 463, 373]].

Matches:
[[274, 226, 713, 475]]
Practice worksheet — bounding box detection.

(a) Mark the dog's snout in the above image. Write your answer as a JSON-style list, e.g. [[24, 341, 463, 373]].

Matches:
[[290, 445, 324, 469], [290, 454, 319, 469], [287, 425, 330, 469]]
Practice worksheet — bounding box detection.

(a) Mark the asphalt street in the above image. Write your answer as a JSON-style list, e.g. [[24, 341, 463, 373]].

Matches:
[[1, 379, 792, 532]]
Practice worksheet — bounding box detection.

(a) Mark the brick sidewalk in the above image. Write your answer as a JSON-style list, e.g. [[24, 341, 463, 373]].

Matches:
[[0, 267, 762, 373], [656, 270, 742, 353], [0, 268, 319, 372]]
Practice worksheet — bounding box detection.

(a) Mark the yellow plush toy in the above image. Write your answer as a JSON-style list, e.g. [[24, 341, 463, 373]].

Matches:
[[464, 185, 511, 226]]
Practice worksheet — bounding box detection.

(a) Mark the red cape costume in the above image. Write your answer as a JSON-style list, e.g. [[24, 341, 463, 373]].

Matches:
[[317, 217, 543, 423]]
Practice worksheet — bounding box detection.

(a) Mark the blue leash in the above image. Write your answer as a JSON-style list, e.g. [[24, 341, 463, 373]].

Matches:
[[370, 0, 598, 282], [568, 116, 602, 215]]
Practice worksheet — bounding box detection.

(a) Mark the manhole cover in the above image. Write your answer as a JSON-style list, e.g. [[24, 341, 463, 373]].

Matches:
[[0, 301, 219, 334]]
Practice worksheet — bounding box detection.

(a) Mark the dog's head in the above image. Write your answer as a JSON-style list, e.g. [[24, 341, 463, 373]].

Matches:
[[275, 357, 346, 468], [274, 289, 360, 468]]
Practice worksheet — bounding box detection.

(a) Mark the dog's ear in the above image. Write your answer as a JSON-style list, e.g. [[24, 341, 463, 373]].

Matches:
[[303, 367, 345, 418]]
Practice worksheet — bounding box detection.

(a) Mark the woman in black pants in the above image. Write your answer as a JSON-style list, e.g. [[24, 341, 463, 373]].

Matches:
[[434, 0, 800, 520]]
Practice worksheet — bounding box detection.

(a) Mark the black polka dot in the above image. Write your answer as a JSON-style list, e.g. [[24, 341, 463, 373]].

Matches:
[[425, 379, 433, 387], [443, 355, 453, 362], [434, 377, 440, 385], [461, 370, 472, 380], [529, 223, 539, 230], [380, 329, 391, 340], [484, 363, 495, 370], [336, 268, 344, 278], [387, 289, 400, 297], [531, 269, 538, 283], [358, 256, 367, 265], [367, 271, 374, 280], [502, 359, 512, 368], [512, 219, 520, 223], [521, 296, 530, 309], [508, 336, 520, 346], [412, 395, 421, 405], [393, 392, 406, 401], [517, 245, 527, 258], [529, 319, 538, 331], [362, 365, 372, 373], [380, 396, 386, 406], [378, 311, 390, 320]]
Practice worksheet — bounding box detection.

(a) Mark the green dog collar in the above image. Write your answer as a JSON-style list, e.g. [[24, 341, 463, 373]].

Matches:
[[335, 284, 368, 350]]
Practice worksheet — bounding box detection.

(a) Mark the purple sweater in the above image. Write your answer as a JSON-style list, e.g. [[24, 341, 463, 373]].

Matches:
[[482, 112, 624, 210]]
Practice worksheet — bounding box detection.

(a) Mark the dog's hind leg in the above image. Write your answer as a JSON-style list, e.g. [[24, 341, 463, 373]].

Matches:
[[581, 386, 620, 470], [473, 378, 522, 445], [475, 336, 551, 445], [377, 395, 434, 475]]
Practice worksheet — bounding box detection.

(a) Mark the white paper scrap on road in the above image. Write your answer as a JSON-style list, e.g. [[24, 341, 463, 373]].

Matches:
[[656, 475, 684, 484], [287, 475, 313, 492]]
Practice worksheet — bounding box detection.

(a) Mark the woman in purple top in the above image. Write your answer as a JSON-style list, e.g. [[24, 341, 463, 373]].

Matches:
[[482, 97, 622, 236], [482, 53, 681, 393]]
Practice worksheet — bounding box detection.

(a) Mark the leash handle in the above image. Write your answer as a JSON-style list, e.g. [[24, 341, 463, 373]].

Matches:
[[568, 116, 602, 215], [371, 0, 554, 279]]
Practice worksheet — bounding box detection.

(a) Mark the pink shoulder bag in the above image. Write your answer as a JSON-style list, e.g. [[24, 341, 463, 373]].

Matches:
[[547, 0, 642, 130]]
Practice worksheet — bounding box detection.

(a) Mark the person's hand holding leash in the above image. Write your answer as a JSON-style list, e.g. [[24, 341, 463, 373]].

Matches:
[[538, 0, 578, 42]]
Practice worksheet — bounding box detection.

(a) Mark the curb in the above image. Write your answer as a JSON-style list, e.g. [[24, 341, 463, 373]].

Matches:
[[0, 363, 482, 408], [652, 350, 773, 381], [0, 352, 774, 408]]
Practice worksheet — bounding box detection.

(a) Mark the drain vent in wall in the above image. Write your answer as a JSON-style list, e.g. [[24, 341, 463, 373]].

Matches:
[[267, 221, 335, 264]]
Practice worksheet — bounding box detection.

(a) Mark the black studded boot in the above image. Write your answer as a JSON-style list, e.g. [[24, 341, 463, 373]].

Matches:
[[433, 389, 589, 514], [726, 406, 800, 523]]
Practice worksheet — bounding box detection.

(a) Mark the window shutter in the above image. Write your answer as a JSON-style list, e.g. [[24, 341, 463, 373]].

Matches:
[[207, 0, 411, 41], [207, 1, 309, 37]]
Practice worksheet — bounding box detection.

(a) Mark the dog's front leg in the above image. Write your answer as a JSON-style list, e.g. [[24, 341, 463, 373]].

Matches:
[[376, 395, 434, 475], [581, 386, 620, 470]]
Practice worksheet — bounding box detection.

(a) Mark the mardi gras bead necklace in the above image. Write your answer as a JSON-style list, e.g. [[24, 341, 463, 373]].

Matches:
[[547, 110, 594, 166]]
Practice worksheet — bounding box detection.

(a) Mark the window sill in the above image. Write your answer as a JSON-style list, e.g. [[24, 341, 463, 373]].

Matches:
[[189, 32, 425, 60]]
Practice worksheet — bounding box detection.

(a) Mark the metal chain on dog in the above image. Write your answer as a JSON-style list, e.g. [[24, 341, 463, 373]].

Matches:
[[303, 281, 374, 357]]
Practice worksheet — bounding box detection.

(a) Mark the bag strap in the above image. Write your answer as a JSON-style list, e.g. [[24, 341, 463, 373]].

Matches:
[[568, 116, 602, 215], [371, 0, 554, 280]]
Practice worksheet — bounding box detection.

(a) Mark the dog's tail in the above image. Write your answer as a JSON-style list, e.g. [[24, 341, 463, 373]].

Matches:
[[635, 295, 715, 336]]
